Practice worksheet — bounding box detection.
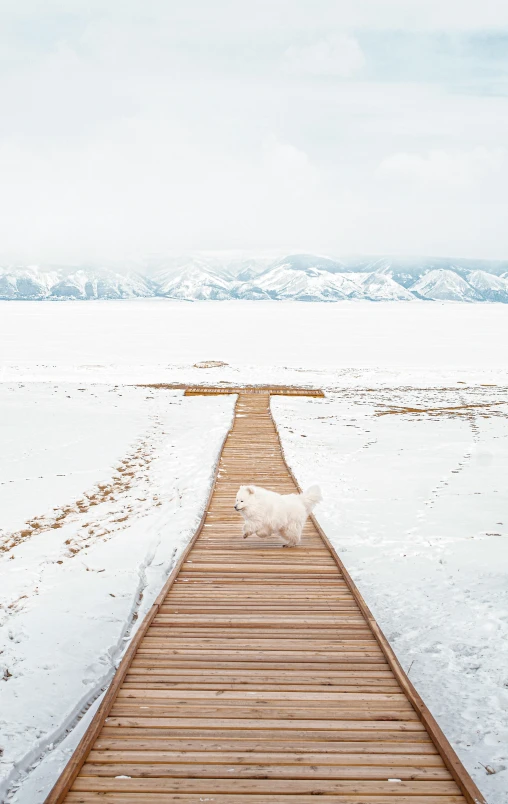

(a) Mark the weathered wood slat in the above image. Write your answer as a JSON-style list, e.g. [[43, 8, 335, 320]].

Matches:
[[66, 795, 466, 804], [88, 750, 444, 765], [116, 689, 406, 701], [44, 388, 484, 804], [80, 762, 453, 780], [103, 716, 425, 729], [92, 739, 439, 754], [70, 777, 462, 794], [98, 725, 435, 741]]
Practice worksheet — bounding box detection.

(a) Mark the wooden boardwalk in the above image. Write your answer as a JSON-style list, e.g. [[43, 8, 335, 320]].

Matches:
[[46, 389, 484, 804]]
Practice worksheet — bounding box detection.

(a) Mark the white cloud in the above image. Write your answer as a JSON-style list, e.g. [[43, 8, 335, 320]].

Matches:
[[377, 147, 507, 188], [283, 35, 365, 78], [262, 137, 317, 189]]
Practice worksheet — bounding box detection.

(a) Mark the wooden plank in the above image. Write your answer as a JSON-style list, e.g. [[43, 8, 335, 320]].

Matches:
[[81, 761, 452, 780], [184, 386, 325, 396], [139, 639, 381, 649], [88, 750, 443, 765], [98, 726, 435, 742], [116, 689, 406, 701], [66, 794, 467, 804], [122, 685, 402, 694], [108, 708, 417, 722], [150, 615, 366, 624], [128, 660, 391, 670], [124, 666, 395, 675], [92, 739, 439, 754], [103, 717, 426, 730], [133, 651, 386, 662], [146, 630, 374, 638], [71, 778, 461, 794]]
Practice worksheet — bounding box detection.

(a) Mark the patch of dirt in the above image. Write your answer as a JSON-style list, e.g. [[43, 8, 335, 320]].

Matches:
[[193, 360, 229, 368]]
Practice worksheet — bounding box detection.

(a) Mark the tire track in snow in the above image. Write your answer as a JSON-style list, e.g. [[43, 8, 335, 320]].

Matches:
[[2, 534, 179, 804]]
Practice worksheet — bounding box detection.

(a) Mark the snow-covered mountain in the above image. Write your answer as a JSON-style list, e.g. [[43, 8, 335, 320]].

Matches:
[[0, 266, 151, 299], [1, 253, 508, 302], [361, 272, 414, 301], [154, 267, 232, 300], [240, 256, 348, 301], [465, 270, 508, 303], [0, 267, 59, 299], [411, 269, 482, 302]]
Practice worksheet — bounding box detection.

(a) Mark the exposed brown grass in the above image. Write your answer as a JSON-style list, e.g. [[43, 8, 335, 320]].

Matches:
[[376, 401, 507, 418]]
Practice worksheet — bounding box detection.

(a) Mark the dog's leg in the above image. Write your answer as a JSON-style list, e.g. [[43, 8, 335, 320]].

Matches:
[[281, 522, 301, 548], [273, 528, 287, 547], [242, 523, 255, 539]]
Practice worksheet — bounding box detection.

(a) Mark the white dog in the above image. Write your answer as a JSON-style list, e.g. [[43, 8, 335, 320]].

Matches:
[[234, 484, 322, 547]]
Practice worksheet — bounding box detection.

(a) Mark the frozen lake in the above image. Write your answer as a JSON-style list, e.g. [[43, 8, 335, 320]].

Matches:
[[1, 300, 508, 385]]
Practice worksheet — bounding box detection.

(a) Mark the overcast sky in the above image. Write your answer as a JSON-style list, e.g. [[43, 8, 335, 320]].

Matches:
[[1, 0, 508, 263]]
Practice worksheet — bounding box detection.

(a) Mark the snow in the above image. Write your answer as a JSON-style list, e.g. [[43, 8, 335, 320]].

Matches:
[[0, 384, 147, 534], [1, 299, 507, 804], [272, 388, 508, 804], [2, 300, 508, 387], [0, 384, 235, 803]]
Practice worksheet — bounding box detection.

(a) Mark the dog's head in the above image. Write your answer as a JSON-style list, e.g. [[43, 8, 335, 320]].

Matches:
[[234, 485, 255, 513]]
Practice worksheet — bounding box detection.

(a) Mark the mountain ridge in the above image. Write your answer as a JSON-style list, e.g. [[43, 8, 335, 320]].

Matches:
[[1, 254, 508, 302]]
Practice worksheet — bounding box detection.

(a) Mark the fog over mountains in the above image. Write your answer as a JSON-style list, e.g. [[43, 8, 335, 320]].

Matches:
[[1, 254, 508, 302]]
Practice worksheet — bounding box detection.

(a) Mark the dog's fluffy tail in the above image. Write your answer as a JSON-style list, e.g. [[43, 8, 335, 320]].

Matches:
[[301, 485, 322, 513]]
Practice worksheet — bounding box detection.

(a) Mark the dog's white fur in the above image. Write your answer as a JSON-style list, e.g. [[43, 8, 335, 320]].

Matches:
[[234, 484, 322, 547]]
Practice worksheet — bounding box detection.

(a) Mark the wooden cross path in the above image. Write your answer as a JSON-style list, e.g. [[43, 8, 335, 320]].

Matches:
[[45, 387, 484, 804]]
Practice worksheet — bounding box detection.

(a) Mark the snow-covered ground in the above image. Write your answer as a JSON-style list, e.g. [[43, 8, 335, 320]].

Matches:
[[1, 300, 508, 385], [273, 387, 508, 804], [1, 300, 507, 803], [0, 384, 235, 803]]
